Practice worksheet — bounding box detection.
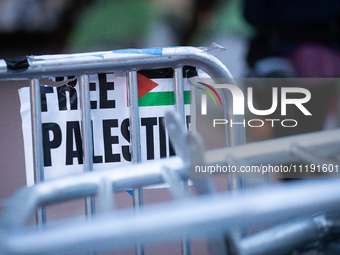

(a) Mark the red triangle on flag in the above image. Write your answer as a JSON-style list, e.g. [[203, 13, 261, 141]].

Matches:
[[137, 73, 158, 99]]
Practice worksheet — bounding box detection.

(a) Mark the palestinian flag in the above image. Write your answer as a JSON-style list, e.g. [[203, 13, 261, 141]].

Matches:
[[136, 67, 196, 107]]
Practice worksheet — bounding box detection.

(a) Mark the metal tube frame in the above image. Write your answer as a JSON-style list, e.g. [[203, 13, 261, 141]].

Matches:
[[29, 78, 46, 226], [2, 178, 340, 254], [174, 66, 191, 255], [0, 47, 248, 254], [0, 47, 245, 146], [1, 114, 340, 252], [128, 70, 144, 255], [79, 74, 96, 217]]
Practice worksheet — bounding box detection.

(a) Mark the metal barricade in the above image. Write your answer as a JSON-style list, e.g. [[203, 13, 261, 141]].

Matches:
[[1, 110, 340, 254], [0, 46, 247, 255]]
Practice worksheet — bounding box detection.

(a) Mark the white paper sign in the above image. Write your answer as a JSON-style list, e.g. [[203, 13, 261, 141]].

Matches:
[[19, 71, 191, 186]]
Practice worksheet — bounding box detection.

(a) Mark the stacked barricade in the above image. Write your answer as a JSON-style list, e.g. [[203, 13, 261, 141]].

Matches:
[[0, 46, 340, 255]]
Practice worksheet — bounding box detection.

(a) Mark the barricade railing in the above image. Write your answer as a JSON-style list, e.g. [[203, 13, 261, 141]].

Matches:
[[0, 46, 247, 255], [1, 111, 340, 254], [0, 111, 195, 230], [2, 180, 340, 255], [2, 46, 340, 255]]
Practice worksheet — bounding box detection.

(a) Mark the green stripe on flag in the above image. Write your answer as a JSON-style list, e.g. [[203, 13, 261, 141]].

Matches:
[[139, 91, 191, 107]]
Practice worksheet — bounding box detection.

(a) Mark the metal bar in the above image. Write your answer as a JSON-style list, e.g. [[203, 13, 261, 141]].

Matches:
[[132, 188, 143, 213], [205, 128, 340, 171], [161, 167, 187, 199], [190, 84, 197, 135], [0, 157, 185, 229], [29, 78, 46, 226], [174, 67, 191, 255], [3, 179, 340, 254], [0, 47, 237, 80], [79, 74, 95, 216], [174, 66, 185, 125], [79, 74, 96, 255], [214, 81, 247, 195], [290, 143, 339, 166], [128, 71, 144, 255], [98, 178, 114, 213], [240, 215, 330, 255], [128, 71, 143, 207]]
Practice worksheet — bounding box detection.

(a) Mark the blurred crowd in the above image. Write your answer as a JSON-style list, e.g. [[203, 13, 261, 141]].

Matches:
[[0, 0, 250, 55]]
